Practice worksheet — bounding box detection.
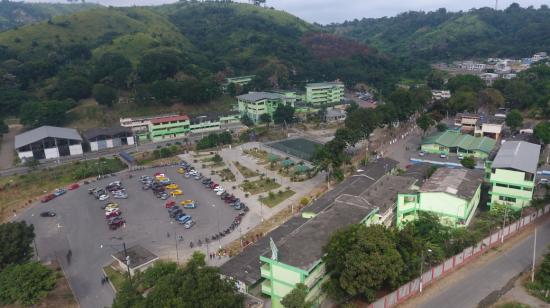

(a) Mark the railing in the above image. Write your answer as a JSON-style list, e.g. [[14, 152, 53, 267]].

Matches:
[[370, 204, 550, 308]]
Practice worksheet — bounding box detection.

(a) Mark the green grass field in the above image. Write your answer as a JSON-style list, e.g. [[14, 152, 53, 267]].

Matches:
[[240, 178, 280, 195], [259, 189, 295, 208]]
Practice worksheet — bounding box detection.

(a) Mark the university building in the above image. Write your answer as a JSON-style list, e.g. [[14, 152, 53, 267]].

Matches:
[[305, 81, 345, 106]]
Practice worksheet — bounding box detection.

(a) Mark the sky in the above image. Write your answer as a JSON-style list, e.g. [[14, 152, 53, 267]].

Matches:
[[24, 0, 549, 24]]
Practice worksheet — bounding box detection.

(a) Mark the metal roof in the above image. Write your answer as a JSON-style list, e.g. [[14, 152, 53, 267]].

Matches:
[[82, 127, 132, 140], [15, 126, 82, 148], [492, 141, 541, 174], [236, 92, 283, 102], [422, 130, 496, 154], [150, 115, 190, 124], [420, 168, 484, 200]]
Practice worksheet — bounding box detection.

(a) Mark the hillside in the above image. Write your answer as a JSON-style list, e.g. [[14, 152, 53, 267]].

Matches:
[[0, 1, 98, 31], [329, 4, 550, 60], [0, 2, 404, 128]]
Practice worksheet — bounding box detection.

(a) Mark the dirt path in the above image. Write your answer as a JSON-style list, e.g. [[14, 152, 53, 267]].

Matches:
[[0, 124, 22, 169]]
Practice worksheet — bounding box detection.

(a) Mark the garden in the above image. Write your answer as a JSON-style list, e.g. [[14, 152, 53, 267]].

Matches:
[[240, 177, 280, 195]]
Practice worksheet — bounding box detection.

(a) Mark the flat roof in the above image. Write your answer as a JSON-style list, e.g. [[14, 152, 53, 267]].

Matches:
[[219, 158, 399, 284], [112, 245, 158, 269], [150, 115, 190, 124], [492, 141, 541, 174], [15, 126, 82, 148], [421, 168, 484, 200], [237, 92, 283, 102], [306, 81, 344, 88]]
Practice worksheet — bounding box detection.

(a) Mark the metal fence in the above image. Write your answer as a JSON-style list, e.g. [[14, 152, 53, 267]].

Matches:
[[370, 204, 550, 308]]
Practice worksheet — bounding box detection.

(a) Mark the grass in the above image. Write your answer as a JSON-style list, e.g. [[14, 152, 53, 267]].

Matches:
[[525, 280, 550, 303], [244, 148, 270, 165], [495, 302, 532, 308], [103, 264, 128, 292], [0, 157, 125, 222], [240, 178, 280, 195], [259, 189, 295, 208], [218, 168, 236, 182], [234, 161, 259, 178]]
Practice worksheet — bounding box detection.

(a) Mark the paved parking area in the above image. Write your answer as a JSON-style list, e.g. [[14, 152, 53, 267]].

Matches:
[[16, 164, 249, 308]]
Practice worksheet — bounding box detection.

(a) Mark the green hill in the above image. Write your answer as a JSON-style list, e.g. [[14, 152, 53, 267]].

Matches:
[[0, 1, 99, 32], [328, 4, 550, 60]]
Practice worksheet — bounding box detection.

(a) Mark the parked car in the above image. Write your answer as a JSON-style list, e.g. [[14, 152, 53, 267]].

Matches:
[[184, 172, 191, 178], [113, 193, 128, 199], [165, 201, 176, 208], [105, 210, 122, 218], [108, 219, 125, 230], [177, 168, 185, 174], [170, 190, 183, 196], [177, 214, 192, 224], [166, 183, 179, 190], [41, 194, 56, 203], [160, 193, 170, 200], [53, 188, 67, 197], [183, 202, 197, 209], [102, 202, 118, 210], [220, 192, 229, 199], [202, 178, 211, 184], [68, 183, 80, 190], [439, 153, 447, 159], [539, 178, 550, 185], [216, 189, 225, 196], [99, 194, 110, 201], [180, 199, 193, 205], [40, 211, 56, 217], [184, 220, 196, 229], [419, 151, 426, 157], [169, 208, 182, 218]]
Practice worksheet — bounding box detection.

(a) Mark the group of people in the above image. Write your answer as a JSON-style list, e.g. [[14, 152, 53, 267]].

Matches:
[[100, 275, 110, 285]]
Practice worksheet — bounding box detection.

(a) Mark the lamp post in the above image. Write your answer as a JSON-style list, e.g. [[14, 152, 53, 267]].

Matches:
[[419, 248, 432, 293], [100, 240, 132, 282]]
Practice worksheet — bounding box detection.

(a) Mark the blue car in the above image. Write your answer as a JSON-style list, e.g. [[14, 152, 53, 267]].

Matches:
[[177, 214, 192, 224], [183, 202, 197, 209], [53, 188, 67, 197]]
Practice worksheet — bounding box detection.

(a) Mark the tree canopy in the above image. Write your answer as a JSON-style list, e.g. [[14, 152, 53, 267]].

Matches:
[[0, 262, 56, 306], [506, 109, 524, 132], [0, 221, 35, 270]]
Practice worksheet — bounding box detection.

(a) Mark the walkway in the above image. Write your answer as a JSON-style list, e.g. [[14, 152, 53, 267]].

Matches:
[[0, 124, 22, 169]]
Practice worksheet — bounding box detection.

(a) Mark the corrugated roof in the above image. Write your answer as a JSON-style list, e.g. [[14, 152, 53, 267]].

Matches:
[[236, 92, 283, 102], [82, 127, 132, 140], [15, 126, 82, 148], [422, 130, 496, 154], [420, 168, 484, 200], [150, 115, 189, 124], [492, 141, 541, 174]]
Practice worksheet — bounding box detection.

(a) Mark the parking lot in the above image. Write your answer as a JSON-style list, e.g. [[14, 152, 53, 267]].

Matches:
[[16, 163, 249, 308]]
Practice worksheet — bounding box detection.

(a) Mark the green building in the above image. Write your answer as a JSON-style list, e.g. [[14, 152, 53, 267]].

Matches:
[[189, 113, 241, 134], [396, 168, 484, 229], [237, 92, 293, 123], [421, 130, 496, 159], [489, 141, 540, 210], [305, 81, 345, 106], [148, 115, 190, 141], [225, 75, 255, 88]]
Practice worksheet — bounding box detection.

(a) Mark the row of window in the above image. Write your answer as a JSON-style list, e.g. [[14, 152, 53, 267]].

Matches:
[[499, 196, 517, 202], [494, 182, 532, 191]]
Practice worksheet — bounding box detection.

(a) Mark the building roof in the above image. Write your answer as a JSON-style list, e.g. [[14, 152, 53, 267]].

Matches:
[[150, 115, 190, 124], [420, 168, 484, 200], [82, 127, 132, 140], [220, 158, 402, 284], [491, 141, 541, 174], [326, 108, 346, 117], [112, 245, 158, 269], [422, 130, 496, 154], [236, 92, 283, 102], [306, 81, 344, 88], [15, 126, 82, 149]]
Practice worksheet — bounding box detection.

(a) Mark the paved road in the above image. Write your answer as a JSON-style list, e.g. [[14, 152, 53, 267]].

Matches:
[[405, 218, 550, 308], [0, 124, 22, 169]]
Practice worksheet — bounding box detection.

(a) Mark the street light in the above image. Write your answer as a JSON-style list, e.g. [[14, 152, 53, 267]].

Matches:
[[419, 248, 432, 293], [100, 240, 132, 282]]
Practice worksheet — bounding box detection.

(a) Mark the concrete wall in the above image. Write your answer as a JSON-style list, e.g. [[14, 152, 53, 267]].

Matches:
[[69, 144, 83, 156], [44, 147, 60, 159], [17, 151, 34, 160]]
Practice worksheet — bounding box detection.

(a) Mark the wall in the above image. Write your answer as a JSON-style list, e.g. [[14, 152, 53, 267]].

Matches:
[[44, 147, 60, 159], [69, 144, 83, 156], [490, 168, 535, 209], [371, 204, 550, 308], [17, 150, 34, 159]]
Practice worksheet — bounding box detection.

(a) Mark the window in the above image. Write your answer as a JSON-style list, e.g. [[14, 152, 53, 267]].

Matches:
[[509, 185, 521, 190], [495, 183, 507, 188], [523, 187, 533, 192], [499, 196, 516, 202], [525, 173, 534, 181]]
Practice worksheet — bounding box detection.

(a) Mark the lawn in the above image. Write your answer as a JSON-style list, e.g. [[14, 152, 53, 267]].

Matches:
[[0, 157, 126, 222], [494, 302, 531, 308], [259, 189, 296, 208], [240, 178, 280, 195], [234, 162, 259, 178], [218, 168, 236, 182], [103, 264, 128, 292], [244, 148, 270, 165]]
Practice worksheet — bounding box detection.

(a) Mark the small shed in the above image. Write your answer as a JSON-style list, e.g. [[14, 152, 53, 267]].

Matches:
[[112, 245, 159, 276]]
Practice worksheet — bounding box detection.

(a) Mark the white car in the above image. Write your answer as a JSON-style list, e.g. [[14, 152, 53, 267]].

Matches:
[[99, 194, 110, 201], [418, 151, 426, 157], [439, 154, 447, 159], [214, 186, 224, 192], [113, 194, 128, 199], [216, 189, 225, 195], [538, 178, 550, 185], [189, 170, 198, 175], [105, 207, 119, 214]]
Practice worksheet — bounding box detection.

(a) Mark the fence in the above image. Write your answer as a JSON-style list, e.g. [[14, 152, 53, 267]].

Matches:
[[371, 204, 550, 308]]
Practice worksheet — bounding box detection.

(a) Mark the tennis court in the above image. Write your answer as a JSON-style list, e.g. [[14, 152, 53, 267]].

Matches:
[[266, 138, 323, 161]]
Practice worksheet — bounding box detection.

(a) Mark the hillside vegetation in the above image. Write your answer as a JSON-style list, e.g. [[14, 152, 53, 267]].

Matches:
[[0, 1, 98, 31], [0, 1, 407, 130], [329, 4, 550, 60]]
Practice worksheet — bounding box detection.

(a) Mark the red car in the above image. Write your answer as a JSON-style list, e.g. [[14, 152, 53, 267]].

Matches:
[[67, 183, 80, 190], [41, 194, 56, 203], [209, 183, 218, 189], [165, 201, 176, 208], [108, 218, 125, 230], [105, 210, 122, 219]]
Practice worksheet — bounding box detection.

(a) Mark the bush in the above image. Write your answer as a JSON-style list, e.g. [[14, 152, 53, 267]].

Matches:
[[300, 197, 309, 206], [0, 262, 57, 305]]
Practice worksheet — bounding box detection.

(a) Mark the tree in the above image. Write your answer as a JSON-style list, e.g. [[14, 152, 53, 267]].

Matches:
[[534, 249, 550, 289], [447, 75, 485, 93], [94, 53, 132, 84], [416, 114, 435, 135], [461, 156, 476, 169], [436, 122, 448, 132], [149, 80, 180, 105], [448, 91, 478, 113], [259, 113, 272, 125], [0, 221, 35, 270], [323, 224, 404, 301], [0, 118, 8, 137], [0, 262, 56, 305], [534, 122, 550, 144], [0, 87, 27, 116], [241, 114, 254, 127], [506, 109, 523, 132], [281, 283, 313, 308], [19, 100, 73, 127], [92, 84, 117, 107], [273, 103, 295, 125], [426, 70, 445, 89], [138, 49, 181, 82], [55, 76, 92, 101], [478, 88, 504, 113], [111, 279, 143, 308]]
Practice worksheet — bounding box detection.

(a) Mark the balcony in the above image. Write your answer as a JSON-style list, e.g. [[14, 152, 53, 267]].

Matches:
[[261, 280, 272, 295], [260, 264, 271, 278]]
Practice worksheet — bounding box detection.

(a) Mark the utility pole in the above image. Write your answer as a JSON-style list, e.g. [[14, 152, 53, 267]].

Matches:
[[122, 242, 132, 282], [531, 227, 537, 282]]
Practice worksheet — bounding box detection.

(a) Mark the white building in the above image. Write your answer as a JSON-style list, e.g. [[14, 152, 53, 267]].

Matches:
[[431, 90, 451, 101], [533, 52, 548, 62], [15, 126, 83, 161], [82, 127, 134, 152], [120, 113, 179, 141]]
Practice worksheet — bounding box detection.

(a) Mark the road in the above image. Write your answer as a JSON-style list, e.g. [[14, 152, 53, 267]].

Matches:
[[401, 217, 550, 308], [0, 124, 22, 169]]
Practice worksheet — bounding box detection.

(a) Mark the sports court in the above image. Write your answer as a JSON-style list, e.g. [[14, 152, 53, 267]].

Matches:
[[265, 138, 323, 161]]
